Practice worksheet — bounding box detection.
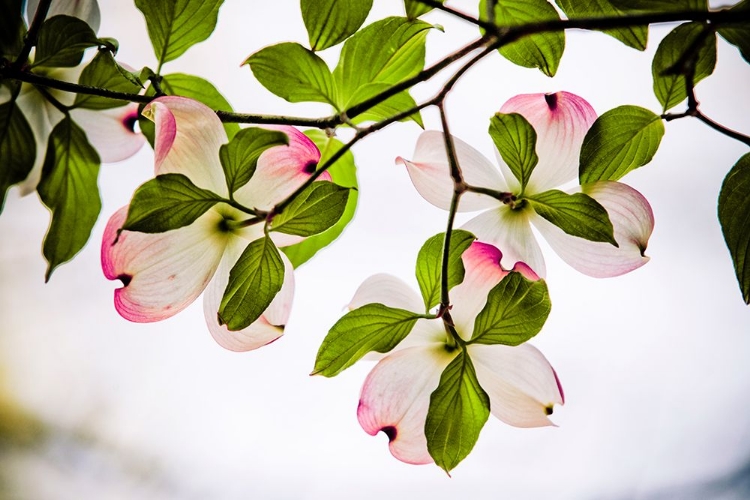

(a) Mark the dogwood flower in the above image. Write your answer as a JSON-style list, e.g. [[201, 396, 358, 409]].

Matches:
[[397, 91, 654, 278], [351, 241, 564, 464], [101, 96, 326, 351], [1, 0, 144, 194]]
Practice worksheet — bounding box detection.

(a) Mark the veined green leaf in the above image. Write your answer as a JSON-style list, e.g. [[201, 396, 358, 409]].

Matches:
[[480, 0, 565, 77], [0, 0, 25, 59], [555, 0, 647, 51], [489, 112, 538, 192], [245, 42, 337, 106], [717, 0, 750, 65], [282, 130, 359, 267], [579, 105, 665, 183], [219, 128, 289, 194], [270, 181, 350, 237], [313, 303, 423, 377], [470, 272, 550, 345], [345, 82, 423, 127], [0, 97, 35, 212], [74, 50, 143, 109], [218, 236, 284, 331], [718, 153, 750, 304], [301, 0, 372, 51], [37, 117, 101, 281], [122, 173, 223, 233], [652, 22, 716, 112], [426, 351, 490, 473], [333, 17, 432, 109], [33, 15, 100, 68], [416, 230, 476, 311], [134, 0, 224, 66], [139, 72, 239, 145], [405, 0, 444, 19], [527, 189, 617, 246]]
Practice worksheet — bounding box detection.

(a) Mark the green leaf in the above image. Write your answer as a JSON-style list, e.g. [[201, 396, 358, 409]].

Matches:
[[527, 189, 618, 246], [74, 50, 143, 109], [0, 97, 35, 212], [0, 0, 25, 59], [122, 173, 223, 233], [718, 153, 750, 304], [345, 83, 423, 127], [405, 0, 444, 19], [134, 0, 224, 67], [245, 42, 337, 106], [37, 117, 101, 281], [313, 304, 422, 377], [470, 272, 551, 345], [218, 236, 285, 331], [554, 0, 647, 51], [489, 112, 538, 192], [480, 0, 565, 77], [652, 22, 717, 112], [415, 230, 476, 311], [333, 17, 432, 108], [718, 1, 750, 65], [301, 0, 372, 51], [33, 15, 100, 68], [426, 351, 490, 473], [219, 128, 289, 195], [139, 72, 239, 145], [579, 105, 665, 183], [282, 130, 359, 267], [270, 181, 350, 237]]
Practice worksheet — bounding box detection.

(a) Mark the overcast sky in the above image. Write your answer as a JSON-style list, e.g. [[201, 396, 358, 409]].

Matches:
[[2, 1, 750, 498]]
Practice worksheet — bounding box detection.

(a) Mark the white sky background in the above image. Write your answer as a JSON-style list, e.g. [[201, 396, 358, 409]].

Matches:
[[1, 0, 750, 498]]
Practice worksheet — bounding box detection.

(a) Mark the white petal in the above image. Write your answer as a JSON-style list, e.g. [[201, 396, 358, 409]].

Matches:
[[531, 181, 654, 278], [101, 206, 228, 322], [28, 0, 101, 32], [462, 206, 547, 278], [450, 242, 510, 336], [500, 92, 597, 193], [347, 274, 423, 312], [71, 103, 145, 163], [142, 96, 228, 196], [235, 126, 322, 211], [397, 130, 506, 212], [469, 343, 564, 428], [357, 345, 455, 465], [202, 235, 294, 352]]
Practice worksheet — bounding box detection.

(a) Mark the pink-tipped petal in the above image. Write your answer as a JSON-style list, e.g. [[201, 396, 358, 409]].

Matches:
[[531, 181, 654, 278], [71, 103, 145, 163], [101, 206, 228, 322], [358, 345, 455, 465], [142, 96, 228, 196], [469, 343, 564, 428], [500, 92, 597, 193], [27, 0, 101, 32], [450, 242, 510, 335], [202, 236, 293, 352], [397, 131, 506, 212], [235, 126, 322, 211], [462, 206, 547, 278], [347, 274, 423, 312]]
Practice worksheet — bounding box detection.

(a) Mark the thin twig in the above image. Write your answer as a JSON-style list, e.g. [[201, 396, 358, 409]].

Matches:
[[12, 0, 52, 70]]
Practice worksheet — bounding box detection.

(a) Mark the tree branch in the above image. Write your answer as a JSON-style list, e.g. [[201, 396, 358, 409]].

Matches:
[[12, 0, 51, 70]]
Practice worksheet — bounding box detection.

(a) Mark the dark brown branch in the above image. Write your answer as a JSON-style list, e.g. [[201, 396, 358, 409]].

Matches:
[[12, 0, 51, 70]]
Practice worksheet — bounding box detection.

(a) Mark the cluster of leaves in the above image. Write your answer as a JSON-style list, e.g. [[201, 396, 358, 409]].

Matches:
[[2, 0, 750, 475]]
